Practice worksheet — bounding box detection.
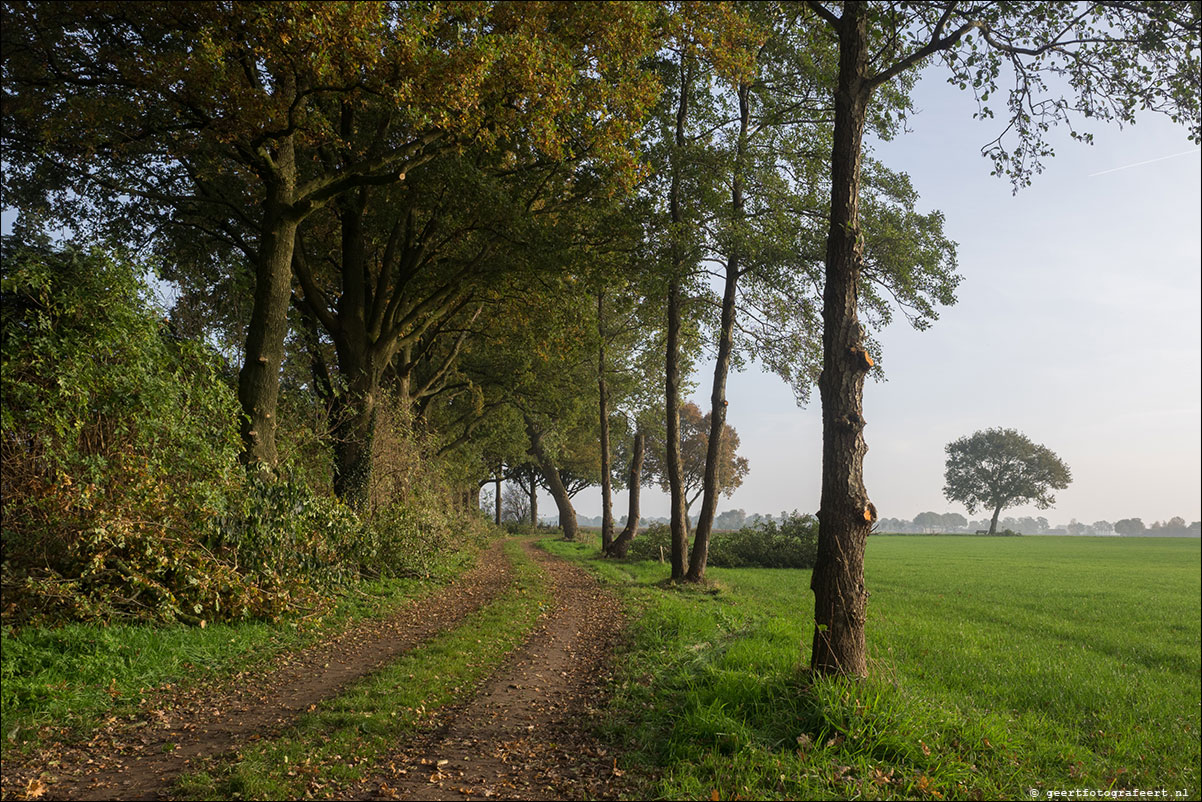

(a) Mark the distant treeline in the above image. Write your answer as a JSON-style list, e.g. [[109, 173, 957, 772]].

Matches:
[[575, 510, 1202, 536], [873, 513, 1201, 537]]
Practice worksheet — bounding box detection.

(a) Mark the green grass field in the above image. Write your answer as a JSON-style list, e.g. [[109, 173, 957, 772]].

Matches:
[[546, 535, 1201, 801]]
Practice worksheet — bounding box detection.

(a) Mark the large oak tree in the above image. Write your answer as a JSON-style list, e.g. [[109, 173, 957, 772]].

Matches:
[[1, 1, 658, 471]]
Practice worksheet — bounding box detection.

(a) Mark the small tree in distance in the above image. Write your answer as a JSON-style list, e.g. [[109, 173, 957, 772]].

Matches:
[[941, 512, 968, 533], [943, 428, 1072, 535], [645, 402, 750, 535]]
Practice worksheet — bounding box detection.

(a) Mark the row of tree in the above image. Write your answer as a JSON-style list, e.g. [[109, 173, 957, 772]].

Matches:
[[3, 2, 1197, 677]]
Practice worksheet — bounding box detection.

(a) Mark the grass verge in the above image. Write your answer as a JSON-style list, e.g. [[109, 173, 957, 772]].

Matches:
[[545, 535, 1201, 801], [174, 538, 549, 800], [0, 537, 488, 758]]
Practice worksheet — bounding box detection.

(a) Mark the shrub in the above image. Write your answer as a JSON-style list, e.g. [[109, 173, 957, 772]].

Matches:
[[709, 512, 819, 569], [624, 513, 820, 569], [1, 237, 254, 624], [349, 394, 493, 577], [625, 522, 672, 563], [1, 238, 492, 627]]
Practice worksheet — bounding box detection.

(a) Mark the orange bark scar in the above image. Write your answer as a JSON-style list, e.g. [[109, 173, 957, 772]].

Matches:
[[848, 346, 874, 369]]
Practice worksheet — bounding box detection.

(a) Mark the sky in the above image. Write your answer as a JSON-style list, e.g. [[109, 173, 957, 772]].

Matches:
[[567, 72, 1202, 528]]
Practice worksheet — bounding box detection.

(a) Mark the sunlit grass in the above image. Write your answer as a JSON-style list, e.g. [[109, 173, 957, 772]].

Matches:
[[546, 535, 1201, 800]]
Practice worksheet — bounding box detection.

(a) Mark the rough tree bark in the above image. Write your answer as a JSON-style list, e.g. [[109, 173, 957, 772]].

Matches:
[[495, 467, 503, 526], [688, 81, 750, 583], [526, 418, 579, 541], [605, 428, 644, 558], [665, 51, 693, 581], [597, 292, 615, 553], [529, 480, 538, 528], [327, 190, 386, 507], [238, 137, 299, 470], [810, 1, 875, 678]]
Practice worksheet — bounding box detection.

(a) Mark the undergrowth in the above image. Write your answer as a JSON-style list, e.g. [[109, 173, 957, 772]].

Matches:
[[626, 512, 818, 568], [1, 237, 490, 628]]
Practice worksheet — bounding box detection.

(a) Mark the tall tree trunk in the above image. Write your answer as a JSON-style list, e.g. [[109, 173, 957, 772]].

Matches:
[[395, 344, 414, 413], [688, 81, 750, 583], [330, 375, 378, 509], [989, 504, 1003, 535], [238, 139, 299, 470], [530, 481, 538, 528], [526, 418, 579, 541], [328, 191, 384, 510], [495, 468, 503, 526], [597, 292, 615, 552], [606, 429, 644, 558], [811, 1, 874, 678], [665, 278, 688, 578], [665, 52, 693, 581]]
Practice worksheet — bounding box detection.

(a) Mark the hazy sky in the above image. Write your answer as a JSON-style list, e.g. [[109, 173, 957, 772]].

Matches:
[[570, 73, 1202, 527]]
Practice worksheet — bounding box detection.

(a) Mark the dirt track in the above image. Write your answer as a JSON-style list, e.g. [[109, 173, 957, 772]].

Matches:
[[5, 538, 627, 802], [351, 539, 628, 801]]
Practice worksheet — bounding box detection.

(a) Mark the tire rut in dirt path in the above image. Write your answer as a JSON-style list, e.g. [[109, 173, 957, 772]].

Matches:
[[353, 538, 629, 802], [22, 541, 514, 802]]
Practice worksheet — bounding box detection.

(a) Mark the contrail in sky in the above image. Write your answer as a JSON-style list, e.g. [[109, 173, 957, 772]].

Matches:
[[1088, 148, 1200, 177]]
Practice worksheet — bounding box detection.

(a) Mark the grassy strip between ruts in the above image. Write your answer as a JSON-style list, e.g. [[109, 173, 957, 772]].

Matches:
[[174, 537, 549, 800], [543, 535, 1201, 801], [0, 537, 487, 759]]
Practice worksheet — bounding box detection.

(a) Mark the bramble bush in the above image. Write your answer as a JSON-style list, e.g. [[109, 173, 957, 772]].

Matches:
[[625, 512, 820, 569]]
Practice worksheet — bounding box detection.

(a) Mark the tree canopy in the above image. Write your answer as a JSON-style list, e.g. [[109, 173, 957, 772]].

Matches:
[[943, 427, 1073, 535]]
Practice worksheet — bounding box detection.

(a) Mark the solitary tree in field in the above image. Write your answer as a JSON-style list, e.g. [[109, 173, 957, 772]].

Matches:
[[943, 428, 1072, 535]]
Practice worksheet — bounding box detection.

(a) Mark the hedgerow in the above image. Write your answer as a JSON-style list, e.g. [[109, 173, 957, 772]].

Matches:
[[625, 512, 820, 569], [1, 238, 485, 627]]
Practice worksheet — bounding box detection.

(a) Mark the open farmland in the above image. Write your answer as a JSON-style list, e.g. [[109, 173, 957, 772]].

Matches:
[[547, 535, 1202, 800]]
